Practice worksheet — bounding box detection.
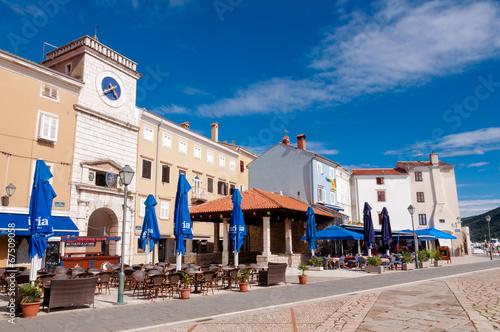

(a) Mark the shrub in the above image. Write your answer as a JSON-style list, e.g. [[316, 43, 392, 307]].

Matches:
[[18, 284, 42, 303], [418, 249, 431, 262], [430, 249, 443, 261], [401, 252, 413, 263], [237, 268, 251, 283], [367, 256, 382, 266], [308, 257, 323, 267], [297, 263, 309, 275]]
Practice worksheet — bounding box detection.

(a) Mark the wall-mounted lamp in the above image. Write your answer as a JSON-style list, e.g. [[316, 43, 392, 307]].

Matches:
[[1, 183, 16, 206]]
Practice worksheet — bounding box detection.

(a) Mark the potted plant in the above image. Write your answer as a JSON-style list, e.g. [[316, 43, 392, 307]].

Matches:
[[430, 249, 443, 267], [418, 249, 431, 268], [401, 252, 414, 270], [297, 263, 309, 284], [308, 257, 324, 271], [18, 284, 43, 318], [365, 256, 383, 274], [179, 272, 193, 299], [237, 268, 252, 292]]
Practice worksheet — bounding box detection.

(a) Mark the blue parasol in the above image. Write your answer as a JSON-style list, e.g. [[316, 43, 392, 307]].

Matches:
[[29, 160, 56, 283], [173, 174, 193, 270], [140, 194, 161, 264], [363, 202, 375, 255], [228, 189, 246, 266], [380, 207, 392, 254], [304, 206, 318, 254], [302, 225, 363, 241]]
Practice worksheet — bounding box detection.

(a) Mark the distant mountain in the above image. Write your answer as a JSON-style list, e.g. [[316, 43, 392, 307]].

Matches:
[[462, 207, 500, 242]]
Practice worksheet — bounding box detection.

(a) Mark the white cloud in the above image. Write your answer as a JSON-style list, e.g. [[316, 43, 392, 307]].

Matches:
[[1, 0, 45, 15], [161, 0, 500, 118], [184, 86, 210, 96], [154, 104, 190, 115], [459, 199, 500, 217], [305, 141, 340, 156], [466, 162, 489, 168], [384, 127, 500, 158], [456, 183, 485, 188], [343, 164, 381, 171]]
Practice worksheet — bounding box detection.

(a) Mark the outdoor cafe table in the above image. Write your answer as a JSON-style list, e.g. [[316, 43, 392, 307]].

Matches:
[[187, 271, 204, 294]]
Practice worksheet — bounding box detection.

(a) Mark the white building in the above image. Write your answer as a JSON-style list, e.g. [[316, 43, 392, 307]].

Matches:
[[351, 168, 411, 230]]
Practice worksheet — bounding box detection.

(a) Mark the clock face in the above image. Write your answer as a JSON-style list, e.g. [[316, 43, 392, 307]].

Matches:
[[96, 71, 127, 107], [101, 76, 121, 101]]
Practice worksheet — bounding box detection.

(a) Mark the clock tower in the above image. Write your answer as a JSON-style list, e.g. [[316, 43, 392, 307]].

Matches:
[[43, 36, 141, 264]]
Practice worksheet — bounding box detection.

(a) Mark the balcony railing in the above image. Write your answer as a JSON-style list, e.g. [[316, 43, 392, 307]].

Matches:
[[191, 187, 207, 204]]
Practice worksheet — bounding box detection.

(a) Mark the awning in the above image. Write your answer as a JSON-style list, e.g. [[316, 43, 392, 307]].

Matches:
[[317, 202, 345, 212], [0, 213, 79, 236]]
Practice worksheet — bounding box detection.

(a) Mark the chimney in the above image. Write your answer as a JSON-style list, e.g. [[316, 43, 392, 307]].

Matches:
[[430, 151, 439, 166], [180, 122, 190, 129], [281, 135, 290, 145], [231, 141, 235, 145], [297, 134, 306, 150], [211, 122, 219, 142]]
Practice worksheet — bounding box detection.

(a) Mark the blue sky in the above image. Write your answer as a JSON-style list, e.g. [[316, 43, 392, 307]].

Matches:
[[1, 0, 499, 217]]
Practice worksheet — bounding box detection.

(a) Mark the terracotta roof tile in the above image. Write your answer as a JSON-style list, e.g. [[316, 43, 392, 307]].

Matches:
[[351, 168, 407, 175], [189, 188, 336, 217]]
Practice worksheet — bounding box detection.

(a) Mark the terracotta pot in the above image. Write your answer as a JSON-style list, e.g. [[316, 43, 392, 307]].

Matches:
[[21, 301, 42, 318], [179, 288, 191, 300], [238, 282, 249, 292], [298, 275, 308, 284]]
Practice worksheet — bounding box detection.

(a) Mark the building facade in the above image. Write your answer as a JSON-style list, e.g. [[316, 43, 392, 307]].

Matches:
[[43, 36, 141, 264], [134, 112, 256, 264], [248, 134, 351, 220], [0, 49, 83, 266]]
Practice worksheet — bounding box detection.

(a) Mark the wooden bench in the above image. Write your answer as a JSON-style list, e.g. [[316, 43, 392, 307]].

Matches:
[[258, 262, 287, 286], [43, 277, 98, 313]]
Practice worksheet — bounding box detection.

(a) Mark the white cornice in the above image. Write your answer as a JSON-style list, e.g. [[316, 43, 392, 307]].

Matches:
[[74, 104, 140, 132]]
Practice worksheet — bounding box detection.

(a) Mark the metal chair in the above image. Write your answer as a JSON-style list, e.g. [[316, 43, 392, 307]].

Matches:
[[97, 271, 113, 295]]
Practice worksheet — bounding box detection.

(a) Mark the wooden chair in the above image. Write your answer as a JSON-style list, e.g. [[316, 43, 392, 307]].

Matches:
[[146, 274, 165, 301], [96, 271, 113, 295]]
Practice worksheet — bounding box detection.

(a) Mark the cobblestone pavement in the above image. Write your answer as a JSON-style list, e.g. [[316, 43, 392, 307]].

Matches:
[[166, 269, 500, 332]]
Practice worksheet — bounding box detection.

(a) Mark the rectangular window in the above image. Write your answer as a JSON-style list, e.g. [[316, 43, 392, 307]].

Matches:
[[139, 197, 146, 217], [179, 140, 187, 154], [207, 178, 214, 193], [240, 160, 245, 173], [230, 184, 235, 195], [378, 213, 383, 225], [415, 172, 423, 182], [376, 177, 384, 185], [218, 181, 227, 195], [137, 238, 145, 254], [207, 151, 214, 164], [317, 187, 326, 202], [161, 165, 170, 183], [160, 201, 169, 219], [37, 112, 59, 142], [143, 126, 154, 142], [219, 156, 225, 168], [329, 167, 334, 179], [377, 190, 386, 202], [194, 146, 202, 159], [419, 214, 427, 225], [417, 192, 425, 202], [142, 160, 152, 179], [317, 163, 323, 174], [40, 83, 59, 101], [230, 160, 236, 172], [179, 169, 186, 176], [330, 190, 335, 204], [439, 219, 445, 224], [162, 133, 172, 149], [239, 184, 244, 192]]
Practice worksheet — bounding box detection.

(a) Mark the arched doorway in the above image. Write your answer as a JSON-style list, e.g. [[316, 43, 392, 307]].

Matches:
[[87, 208, 119, 256]]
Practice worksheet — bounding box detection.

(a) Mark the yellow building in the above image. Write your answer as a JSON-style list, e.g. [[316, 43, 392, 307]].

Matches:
[[0, 49, 83, 267], [134, 111, 256, 264]]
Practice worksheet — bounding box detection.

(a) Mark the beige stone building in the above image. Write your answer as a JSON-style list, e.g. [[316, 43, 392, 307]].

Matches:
[[0, 49, 83, 267], [133, 111, 257, 264]]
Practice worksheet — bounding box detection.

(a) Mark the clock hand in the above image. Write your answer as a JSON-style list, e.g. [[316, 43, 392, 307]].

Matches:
[[112, 89, 118, 98], [103, 84, 118, 94]]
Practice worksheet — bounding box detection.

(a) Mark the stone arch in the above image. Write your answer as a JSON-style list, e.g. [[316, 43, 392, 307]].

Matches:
[[87, 208, 119, 256]]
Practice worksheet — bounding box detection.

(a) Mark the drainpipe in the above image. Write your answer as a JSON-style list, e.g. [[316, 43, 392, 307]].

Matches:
[[153, 120, 163, 263]]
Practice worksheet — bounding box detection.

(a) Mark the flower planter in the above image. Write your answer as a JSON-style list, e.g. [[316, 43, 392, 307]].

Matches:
[[402, 263, 414, 271], [238, 282, 249, 292], [433, 261, 442, 267], [179, 288, 191, 300], [21, 301, 42, 318], [418, 261, 430, 269], [309, 266, 323, 271], [365, 265, 383, 274], [298, 275, 308, 284]]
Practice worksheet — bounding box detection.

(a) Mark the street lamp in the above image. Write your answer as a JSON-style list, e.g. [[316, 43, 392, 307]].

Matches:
[[1, 183, 16, 206], [407, 205, 419, 269], [116, 165, 134, 305], [486, 214, 492, 261]]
